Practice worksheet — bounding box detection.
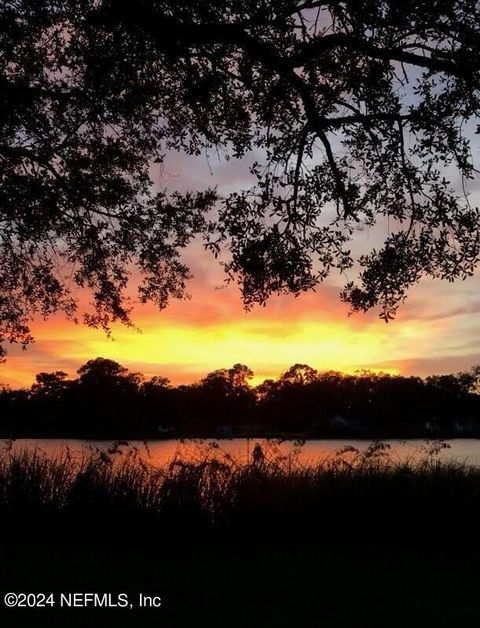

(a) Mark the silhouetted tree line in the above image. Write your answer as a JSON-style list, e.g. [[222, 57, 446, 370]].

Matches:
[[1, 358, 480, 438]]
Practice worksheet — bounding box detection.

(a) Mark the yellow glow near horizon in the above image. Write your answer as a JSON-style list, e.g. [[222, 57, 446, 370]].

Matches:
[[86, 321, 385, 368], [0, 308, 441, 389], [3, 264, 474, 390]]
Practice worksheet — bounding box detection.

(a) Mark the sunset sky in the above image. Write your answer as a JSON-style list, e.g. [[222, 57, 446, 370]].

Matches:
[[2, 149, 480, 389]]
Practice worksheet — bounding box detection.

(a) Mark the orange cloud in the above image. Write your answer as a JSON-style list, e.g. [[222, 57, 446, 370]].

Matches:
[[2, 231, 480, 389], [2, 268, 472, 389]]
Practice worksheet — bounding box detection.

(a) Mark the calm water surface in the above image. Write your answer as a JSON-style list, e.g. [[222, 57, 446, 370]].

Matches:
[[5, 438, 480, 466]]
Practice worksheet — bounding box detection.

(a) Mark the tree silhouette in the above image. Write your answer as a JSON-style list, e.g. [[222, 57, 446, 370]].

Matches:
[[74, 357, 142, 433], [1, 358, 480, 437], [189, 363, 256, 429], [1, 1, 480, 355], [31, 371, 70, 399], [281, 364, 319, 386]]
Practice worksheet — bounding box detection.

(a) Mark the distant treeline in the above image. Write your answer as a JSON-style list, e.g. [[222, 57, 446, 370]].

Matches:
[[1, 358, 480, 438]]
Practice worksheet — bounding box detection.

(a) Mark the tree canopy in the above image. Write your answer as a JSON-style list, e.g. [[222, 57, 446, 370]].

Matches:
[[2, 358, 480, 438], [1, 0, 480, 356]]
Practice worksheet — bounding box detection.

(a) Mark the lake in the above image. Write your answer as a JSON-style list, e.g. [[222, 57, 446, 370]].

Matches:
[[4, 438, 480, 467]]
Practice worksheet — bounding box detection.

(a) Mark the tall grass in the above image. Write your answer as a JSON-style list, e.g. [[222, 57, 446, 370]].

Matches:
[[1, 439, 479, 538]]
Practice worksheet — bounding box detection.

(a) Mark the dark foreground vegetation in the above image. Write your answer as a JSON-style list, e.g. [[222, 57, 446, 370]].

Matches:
[[2, 441, 480, 627], [2, 358, 480, 439], [0, 439, 478, 539]]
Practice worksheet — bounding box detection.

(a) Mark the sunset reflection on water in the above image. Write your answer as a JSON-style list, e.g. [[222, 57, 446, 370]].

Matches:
[[5, 438, 480, 467]]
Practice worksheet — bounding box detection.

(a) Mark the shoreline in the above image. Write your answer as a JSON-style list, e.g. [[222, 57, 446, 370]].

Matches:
[[2, 431, 480, 441]]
